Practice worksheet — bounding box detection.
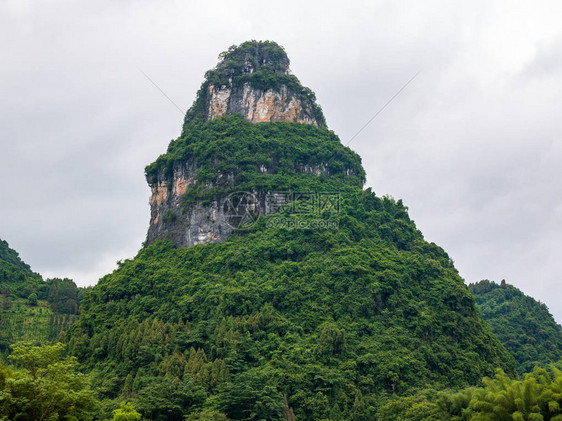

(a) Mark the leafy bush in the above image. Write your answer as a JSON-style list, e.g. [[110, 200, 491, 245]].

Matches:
[[112, 401, 142, 421], [379, 364, 562, 420]]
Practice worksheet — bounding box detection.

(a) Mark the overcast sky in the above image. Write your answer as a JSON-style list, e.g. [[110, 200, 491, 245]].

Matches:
[[1, 1, 562, 321]]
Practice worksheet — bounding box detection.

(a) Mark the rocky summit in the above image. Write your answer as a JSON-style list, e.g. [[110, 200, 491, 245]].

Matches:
[[184, 40, 326, 128]]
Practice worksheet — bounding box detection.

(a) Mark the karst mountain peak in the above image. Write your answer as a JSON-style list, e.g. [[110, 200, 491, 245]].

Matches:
[[182, 40, 326, 129], [145, 40, 362, 248]]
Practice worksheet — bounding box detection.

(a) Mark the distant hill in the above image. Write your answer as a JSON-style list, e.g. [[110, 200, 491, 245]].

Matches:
[[0, 238, 42, 294], [0, 237, 80, 352], [469, 279, 562, 373]]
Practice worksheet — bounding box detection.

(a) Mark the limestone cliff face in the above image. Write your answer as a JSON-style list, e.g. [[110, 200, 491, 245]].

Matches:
[[146, 161, 335, 247], [145, 41, 362, 248], [147, 164, 230, 247], [205, 83, 322, 126], [182, 40, 326, 129]]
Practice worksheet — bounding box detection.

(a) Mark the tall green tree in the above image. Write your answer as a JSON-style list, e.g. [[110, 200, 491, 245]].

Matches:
[[0, 342, 100, 420], [112, 401, 142, 421]]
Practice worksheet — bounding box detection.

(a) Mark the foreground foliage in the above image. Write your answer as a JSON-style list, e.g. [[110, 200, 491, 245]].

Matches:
[[0, 340, 559, 420], [379, 365, 562, 420], [0, 342, 100, 420]]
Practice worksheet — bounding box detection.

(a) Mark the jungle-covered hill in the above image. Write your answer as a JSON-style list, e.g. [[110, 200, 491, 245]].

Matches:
[[470, 279, 562, 374]]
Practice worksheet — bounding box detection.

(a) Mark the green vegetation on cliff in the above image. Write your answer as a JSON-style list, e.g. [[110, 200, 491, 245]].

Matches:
[[71, 217, 514, 418], [146, 114, 364, 196], [470, 279, 562, 374]]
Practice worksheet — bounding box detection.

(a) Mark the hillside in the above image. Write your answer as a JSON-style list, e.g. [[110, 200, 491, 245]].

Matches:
[[470, 279, 562, 373], [0, 237, 42, 295], [65, 40, 517, 420], [71, 191, 516, 419], [0, 238, 80, 352]]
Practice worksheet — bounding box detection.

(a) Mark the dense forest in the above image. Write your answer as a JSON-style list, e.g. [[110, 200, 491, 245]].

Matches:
[[68, 112, 515, 419]]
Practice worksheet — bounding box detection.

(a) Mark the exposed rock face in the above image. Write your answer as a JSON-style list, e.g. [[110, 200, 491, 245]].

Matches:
[[206, 83, 322, 126], [147, 163, 227, 247], [146, 162, 334, 247]]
